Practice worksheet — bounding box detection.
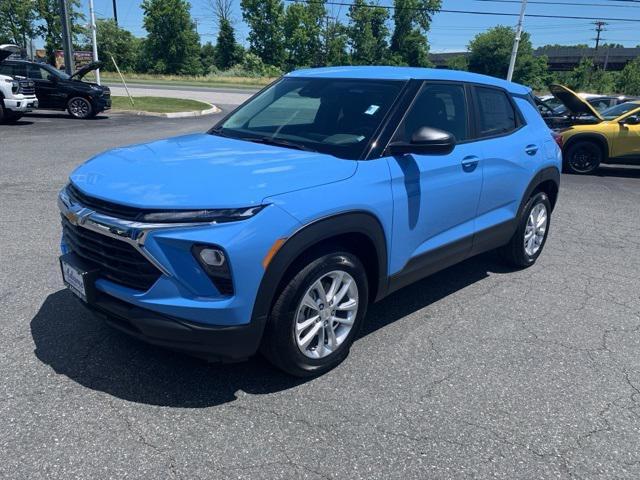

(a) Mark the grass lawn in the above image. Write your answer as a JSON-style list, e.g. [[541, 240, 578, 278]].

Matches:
[[111, 96, 212, 113], [96, 72, 272, 90]]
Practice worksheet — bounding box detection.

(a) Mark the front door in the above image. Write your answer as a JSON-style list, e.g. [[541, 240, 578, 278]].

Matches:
[[386, 82, 483, 280], [26, 64, 64, 109], [611, 109, 640, 159]]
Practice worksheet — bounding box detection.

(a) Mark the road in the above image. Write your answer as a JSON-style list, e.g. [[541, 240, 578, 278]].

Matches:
[[105, 82, 255, 107], [1, 108, 640, 479]]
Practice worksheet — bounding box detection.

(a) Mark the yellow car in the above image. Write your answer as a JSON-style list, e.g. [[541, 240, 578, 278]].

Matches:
[[550, 84, 640, 174]]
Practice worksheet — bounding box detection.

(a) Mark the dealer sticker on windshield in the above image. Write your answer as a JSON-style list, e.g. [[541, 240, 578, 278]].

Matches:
[[364, 105, 380, 115]]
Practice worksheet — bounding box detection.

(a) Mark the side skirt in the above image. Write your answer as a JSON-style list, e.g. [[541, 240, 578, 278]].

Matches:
[[385, 220, 517, 297]]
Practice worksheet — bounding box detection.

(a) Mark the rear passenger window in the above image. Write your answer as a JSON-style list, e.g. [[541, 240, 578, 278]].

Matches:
[[396, 83, 468, 142], [475, 87, 518, 137]]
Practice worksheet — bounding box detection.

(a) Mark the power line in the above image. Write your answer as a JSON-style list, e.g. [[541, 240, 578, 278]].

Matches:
[[287, 0, 640, 22], [472, 0, 640, 7]]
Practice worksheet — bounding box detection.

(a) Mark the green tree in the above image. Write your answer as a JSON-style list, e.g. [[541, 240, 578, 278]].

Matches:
[[94, 19, 141, 72], [141, 0, 202, 74], [283, 0, 325, 69], [240, 0, 285, 67], [208, 0, 239, 70], [467, 26, 549, 89], [446, 55, 468, 71], [324, 20, 349, 66], [617, 58, 640, 95], [390, 0, 440, 67], [200, 41, 216, 72], [35, 0, 85, 64], [347, 0, 390, 65], [0, 0, 37, 51], [215, 18, 240, 69]]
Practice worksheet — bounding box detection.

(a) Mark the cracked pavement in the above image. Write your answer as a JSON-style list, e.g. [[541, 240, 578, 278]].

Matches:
[[2, 109, 640, 479]]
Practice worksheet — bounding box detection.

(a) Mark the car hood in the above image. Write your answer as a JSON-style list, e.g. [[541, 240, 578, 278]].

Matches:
[[0, 44, 19, 64], [69, 133, 357, 209], [70, 61, 104, 80], [549, 84, 603, 121]]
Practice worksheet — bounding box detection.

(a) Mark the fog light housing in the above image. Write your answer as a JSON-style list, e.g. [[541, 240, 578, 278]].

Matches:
[[200, 248, 225, 267], [192, 245, 234, 296]]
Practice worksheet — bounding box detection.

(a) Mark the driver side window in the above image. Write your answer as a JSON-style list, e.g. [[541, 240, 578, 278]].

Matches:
[[395, 83, 469, 143]]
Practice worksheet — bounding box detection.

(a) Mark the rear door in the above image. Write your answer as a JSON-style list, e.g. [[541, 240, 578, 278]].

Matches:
[[470, 85, 541, 252], [386, 81, 483, 278]]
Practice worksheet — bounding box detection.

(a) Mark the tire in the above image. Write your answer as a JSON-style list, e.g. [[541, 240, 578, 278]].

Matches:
[[67, 97, 94, 119], [563, 140, 602, 174], [500, 192, 552, 268], [0, 99, 6, 123], [261, 251, 369, 377], [4, 111, 23, 123]]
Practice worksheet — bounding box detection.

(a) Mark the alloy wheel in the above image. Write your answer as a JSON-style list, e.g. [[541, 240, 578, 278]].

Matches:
[[294, 270, 359, 359], [524, 203, 548, 257], [69, 98, 90, 118]]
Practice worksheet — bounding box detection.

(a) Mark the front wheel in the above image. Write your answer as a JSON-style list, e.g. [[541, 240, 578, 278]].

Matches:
[[500, 192, 551, 268], [563, 141, 602, 174], [261, 251, 369, 377], [67, 97, 95, 119]]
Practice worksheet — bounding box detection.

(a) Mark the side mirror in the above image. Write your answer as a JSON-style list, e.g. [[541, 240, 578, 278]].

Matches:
[[387, 127, 456, 156], [621, 115, 640, 126]]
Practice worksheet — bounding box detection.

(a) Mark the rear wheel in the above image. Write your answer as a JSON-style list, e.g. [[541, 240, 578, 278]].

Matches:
[[67, 97, 95, 119], [500, 192, 551, 268], [564, 140, 602, 174], [261, 251, 369, 377]]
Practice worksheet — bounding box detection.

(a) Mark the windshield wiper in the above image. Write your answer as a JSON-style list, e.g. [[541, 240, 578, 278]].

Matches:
[[240, 136, 317, 152]]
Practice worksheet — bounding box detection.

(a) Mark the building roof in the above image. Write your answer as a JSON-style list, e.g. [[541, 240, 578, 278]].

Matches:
[[287, 66, 531, 95]]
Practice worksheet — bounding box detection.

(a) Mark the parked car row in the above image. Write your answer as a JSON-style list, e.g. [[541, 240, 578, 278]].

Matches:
[[0, 44, 111, 123], [538, 84, 640, 174]]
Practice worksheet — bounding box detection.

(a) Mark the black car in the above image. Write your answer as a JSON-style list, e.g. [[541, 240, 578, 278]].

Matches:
[[0, 60, 111, 119]]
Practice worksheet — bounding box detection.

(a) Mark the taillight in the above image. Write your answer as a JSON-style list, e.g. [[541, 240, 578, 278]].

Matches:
[[552, 131, 564, 149]]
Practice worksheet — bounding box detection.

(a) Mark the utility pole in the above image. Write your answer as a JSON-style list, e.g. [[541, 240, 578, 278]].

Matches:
[[89, 0, 100, 85], [112, 0, 118, 26], [59, 0, 75, 74], [507, 0, 528, 82], [594, 21, 606, 51]]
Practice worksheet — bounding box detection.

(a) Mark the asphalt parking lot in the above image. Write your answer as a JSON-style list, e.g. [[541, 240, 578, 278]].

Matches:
[[2, 109, 640, 479]]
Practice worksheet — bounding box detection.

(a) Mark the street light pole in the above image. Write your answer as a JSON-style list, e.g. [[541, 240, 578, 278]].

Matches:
[[88, 0, 100, 85], [507, 0, 528, 82], [59, 0, 75, 74]]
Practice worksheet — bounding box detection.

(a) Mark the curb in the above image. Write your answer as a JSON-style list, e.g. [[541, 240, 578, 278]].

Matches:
[[112, 103, 221, 118]]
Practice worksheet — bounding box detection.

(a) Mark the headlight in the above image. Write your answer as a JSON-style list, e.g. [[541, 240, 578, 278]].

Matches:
[[90, 85, 102, 91], [7, 80, 19, 94], [140, 205, 266, 223]]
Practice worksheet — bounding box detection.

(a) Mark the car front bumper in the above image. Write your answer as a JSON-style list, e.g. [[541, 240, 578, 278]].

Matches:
[[3, 96, 38, 112], [84, 287, 267, 361]]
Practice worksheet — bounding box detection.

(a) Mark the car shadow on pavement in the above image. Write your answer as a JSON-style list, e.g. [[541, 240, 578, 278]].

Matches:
[[24, 112, 110, 121], [31, 252, 507, 408], [595, 165, 640, 179]]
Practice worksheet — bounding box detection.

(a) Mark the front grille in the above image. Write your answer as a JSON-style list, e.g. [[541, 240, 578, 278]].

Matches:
[[61, 215, 162, 291], [67, 184, 144, 221], [19, 80, 35, 96]]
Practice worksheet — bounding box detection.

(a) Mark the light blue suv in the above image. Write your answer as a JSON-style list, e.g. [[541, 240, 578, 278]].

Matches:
[[58, 67, 561, 376]]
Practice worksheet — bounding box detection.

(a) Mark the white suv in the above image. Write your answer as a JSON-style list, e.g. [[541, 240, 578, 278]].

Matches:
[[0, 45, 38, 123]]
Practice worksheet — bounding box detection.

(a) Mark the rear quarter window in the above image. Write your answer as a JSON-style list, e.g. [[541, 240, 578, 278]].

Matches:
[[475, 87, 518, 137]]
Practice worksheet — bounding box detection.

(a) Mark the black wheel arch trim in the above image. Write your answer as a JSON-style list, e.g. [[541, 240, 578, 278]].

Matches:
[[563, 133, 610, 160], [250, 211, 389, 329], [518, 166, 560, 217]]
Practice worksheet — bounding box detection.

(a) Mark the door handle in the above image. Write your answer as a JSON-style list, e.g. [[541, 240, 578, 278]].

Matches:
[[525, 144, 539, 156], [461, 155, 479, 172]]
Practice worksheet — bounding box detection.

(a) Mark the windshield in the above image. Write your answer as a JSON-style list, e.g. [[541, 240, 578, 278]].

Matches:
[[42, 63, 70, 80], [212, 77, 405, 160], [601, 102, 640, 120]]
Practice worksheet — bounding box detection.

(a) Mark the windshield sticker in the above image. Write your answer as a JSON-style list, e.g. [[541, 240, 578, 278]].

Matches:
[[364, 105, 380, 115]]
